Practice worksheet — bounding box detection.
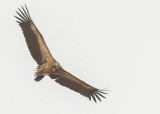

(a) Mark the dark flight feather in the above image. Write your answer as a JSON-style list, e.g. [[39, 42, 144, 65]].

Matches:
[[52, 69, 106, 102], [15, 6, 43, 65], [34, 76, 44, 81]]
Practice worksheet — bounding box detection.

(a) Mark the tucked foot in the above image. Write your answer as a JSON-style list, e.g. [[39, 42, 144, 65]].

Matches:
[[49, 74, 58, 79]]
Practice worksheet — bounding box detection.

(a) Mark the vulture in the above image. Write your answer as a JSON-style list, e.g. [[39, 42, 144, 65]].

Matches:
[[15, 5, 107, 102]]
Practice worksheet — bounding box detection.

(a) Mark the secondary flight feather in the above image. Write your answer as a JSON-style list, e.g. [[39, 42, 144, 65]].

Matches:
[[15, 5, 107, 102]]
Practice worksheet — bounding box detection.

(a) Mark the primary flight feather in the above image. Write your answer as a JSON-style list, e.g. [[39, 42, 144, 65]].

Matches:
[[15, 5, 107, 102]]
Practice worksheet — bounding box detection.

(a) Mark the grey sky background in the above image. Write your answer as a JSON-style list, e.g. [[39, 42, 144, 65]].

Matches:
[[0, 0, 160, 114]]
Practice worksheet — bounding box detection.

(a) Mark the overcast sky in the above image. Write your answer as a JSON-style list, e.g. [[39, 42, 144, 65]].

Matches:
[[0, 0, 160, 114]]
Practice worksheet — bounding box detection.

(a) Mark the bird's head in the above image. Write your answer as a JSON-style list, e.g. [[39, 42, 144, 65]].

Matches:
[[52, 62, 62, 71]]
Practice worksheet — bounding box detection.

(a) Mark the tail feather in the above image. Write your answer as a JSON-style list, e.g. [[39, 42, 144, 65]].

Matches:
[[34, 76, 44, 81]]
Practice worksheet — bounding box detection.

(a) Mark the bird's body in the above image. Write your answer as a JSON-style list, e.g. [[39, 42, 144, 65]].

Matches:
[[15, 5, 107, 102]]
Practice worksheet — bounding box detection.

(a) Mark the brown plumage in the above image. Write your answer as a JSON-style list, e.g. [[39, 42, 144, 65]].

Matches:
[[15, 5, 108, 102]]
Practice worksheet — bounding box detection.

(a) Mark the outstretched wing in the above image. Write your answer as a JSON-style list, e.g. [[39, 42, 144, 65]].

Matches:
[[50, 69, 107, 102], [15, 5, 55, 65]]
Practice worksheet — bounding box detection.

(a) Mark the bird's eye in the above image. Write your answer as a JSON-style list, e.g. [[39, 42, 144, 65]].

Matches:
[[53, 66, 57, 69]]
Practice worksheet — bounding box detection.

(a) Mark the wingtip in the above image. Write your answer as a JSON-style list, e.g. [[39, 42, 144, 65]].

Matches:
[[86, 88, 109, 103], [94, 92, 101, 102], [24, 4, 27, 7], [15, 4, 32, 23], [24, 4, 31, 19], [91, 94, 97, 103], [96, 91, 106, 99]]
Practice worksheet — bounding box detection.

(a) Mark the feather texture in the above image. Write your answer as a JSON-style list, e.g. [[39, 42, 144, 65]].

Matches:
[[51, 69, 107, 102], [15, 5, 56, 65]]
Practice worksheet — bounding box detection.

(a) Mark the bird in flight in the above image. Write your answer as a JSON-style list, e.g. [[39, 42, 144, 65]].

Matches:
[[15, 5, 107, 102]]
